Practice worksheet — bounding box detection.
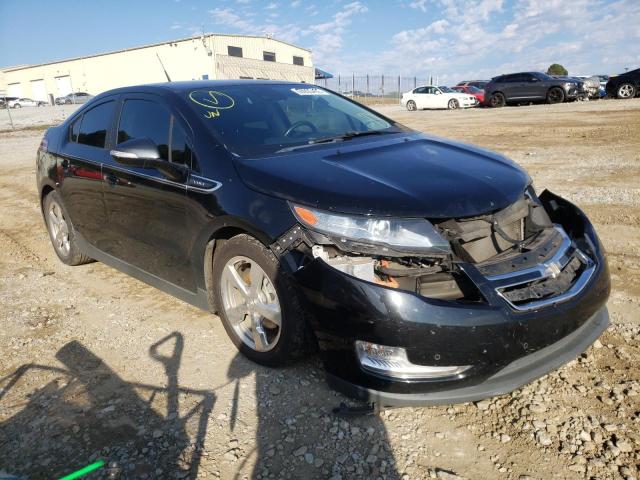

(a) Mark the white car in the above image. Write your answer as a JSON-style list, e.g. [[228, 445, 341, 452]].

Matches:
[[8, 97, 39, 108], [401, 86, 478, 111]]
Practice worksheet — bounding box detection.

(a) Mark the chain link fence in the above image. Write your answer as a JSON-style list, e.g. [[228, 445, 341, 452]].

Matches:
[[315, 75, 441, 105]]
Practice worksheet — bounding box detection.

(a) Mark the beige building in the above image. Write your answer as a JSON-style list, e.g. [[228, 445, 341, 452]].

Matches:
[[1, 34, 314, 103]]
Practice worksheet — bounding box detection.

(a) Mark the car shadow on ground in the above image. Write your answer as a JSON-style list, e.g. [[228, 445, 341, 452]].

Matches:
[[0, 333, 214, 479]]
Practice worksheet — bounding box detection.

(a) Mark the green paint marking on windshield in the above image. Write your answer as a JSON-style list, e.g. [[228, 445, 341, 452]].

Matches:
[[188, 90, 235, 118], [58, 460, 105, 480]]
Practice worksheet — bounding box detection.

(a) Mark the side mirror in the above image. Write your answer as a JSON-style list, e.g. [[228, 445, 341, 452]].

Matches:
[[110, 137, 187, 182]]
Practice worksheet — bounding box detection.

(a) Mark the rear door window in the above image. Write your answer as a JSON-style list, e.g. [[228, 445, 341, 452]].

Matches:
[[76, 101, 115, 148]]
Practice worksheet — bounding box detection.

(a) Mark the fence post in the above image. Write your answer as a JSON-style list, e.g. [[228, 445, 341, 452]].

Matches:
[[414, 76, 416, 89], [381, 75, 385, 99], [397, 76, 401, 104], [352, 74, 355, 98], [366, 74, 369, 98]]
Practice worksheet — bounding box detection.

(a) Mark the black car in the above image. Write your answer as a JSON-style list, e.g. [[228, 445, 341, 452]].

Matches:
[[605, 68, 640, 99], [484, 72, 585, 107], [36, 81, 610, 408]]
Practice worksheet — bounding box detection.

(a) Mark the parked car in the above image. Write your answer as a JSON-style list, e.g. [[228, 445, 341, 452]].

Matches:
[[54, 92, 94, 105], [37, 81, 610, 407], [0, 96, 18, 109], [8, 97, 38, 108], [484, 72, 585, 107], [456, 80, 489, 89], [575, 76, 606, 98], [605, 68, 640, 99], [452, 85, 485, 104], [401, 85, 478, 110]]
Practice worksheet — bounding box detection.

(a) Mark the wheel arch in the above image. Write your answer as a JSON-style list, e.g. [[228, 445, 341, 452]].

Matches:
[[40, 183, 56, 212], [200, 218, 277, 312]]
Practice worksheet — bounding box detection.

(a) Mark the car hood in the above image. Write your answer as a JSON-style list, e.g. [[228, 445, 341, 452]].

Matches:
[[234, 133, 530, 218]]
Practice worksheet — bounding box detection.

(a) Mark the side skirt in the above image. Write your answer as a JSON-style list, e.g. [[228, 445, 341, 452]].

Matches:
[[76, 234, 211, 312]]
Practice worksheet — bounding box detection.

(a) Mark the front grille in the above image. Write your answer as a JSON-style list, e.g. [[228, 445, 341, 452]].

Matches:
[[483, 228, 596, 311]]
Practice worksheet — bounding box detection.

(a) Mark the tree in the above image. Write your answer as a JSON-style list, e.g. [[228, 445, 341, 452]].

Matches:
[[547, 63, 568, 76]]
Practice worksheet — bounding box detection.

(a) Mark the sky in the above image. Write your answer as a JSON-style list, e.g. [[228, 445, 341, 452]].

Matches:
[[1, 0, 638, 84]]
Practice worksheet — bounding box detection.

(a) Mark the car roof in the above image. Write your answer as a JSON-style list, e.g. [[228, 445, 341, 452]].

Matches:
[[90, 80, 313, 102]]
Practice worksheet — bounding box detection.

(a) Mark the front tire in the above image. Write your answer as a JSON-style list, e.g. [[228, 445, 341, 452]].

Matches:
[[617, 83, 635, 99], [546, 87, 565, 104], [212, 234, 308, 367], [43, 191, 92, 266], [406, 100, 417, 111], [13, 104, 21, 109], [447, 99, 459, 110], [489, 92, 505, 108]]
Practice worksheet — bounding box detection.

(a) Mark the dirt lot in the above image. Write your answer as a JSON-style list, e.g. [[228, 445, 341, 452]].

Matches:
[[0, 99, 639, 480]]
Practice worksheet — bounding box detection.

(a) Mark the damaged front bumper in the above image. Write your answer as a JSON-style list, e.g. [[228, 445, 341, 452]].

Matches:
[[286, 190, 610, 407]]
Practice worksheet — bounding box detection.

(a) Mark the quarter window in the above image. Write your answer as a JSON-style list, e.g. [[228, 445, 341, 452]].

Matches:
[[293, 56, 304, 66], [263, 51, 276, 62], [228, 46, 243, 57], [76, 101, 115, 148], [117, 99, 170, 161]]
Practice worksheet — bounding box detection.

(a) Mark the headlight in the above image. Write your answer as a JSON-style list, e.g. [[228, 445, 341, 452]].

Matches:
[[290, 203, 451, 255]]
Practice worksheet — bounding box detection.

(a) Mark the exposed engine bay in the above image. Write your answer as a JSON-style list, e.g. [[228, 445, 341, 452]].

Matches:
[[273, 189, 593, 307]]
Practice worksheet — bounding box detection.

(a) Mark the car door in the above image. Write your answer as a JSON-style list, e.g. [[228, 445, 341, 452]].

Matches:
[[57, 98, 116, 249], [101, 94, 197, 291], [410, 87, 429, 109], [520, 73, 544, 98]]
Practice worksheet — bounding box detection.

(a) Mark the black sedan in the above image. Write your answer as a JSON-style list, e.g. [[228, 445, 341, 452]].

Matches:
[[606, 68, 640, 99], [36, 81, 610, 408]]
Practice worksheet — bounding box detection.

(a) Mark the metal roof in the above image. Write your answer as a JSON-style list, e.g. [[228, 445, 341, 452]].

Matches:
[[2, 33, 311, 73]]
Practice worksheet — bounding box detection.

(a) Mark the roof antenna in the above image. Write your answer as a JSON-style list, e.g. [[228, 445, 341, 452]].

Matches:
[[156, 53, 172, 82]]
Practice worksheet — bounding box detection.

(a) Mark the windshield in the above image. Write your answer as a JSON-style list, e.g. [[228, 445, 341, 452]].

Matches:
[[468, 86, 483, 93], [185, 84, 397, 156], [438, 86, 455, 93]]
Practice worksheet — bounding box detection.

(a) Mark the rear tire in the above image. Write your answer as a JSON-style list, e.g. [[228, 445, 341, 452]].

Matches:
[[546, 87, 565, 104], [489, 92, 505, 108], [447, 99, 459, 110], [617, 83, 635, 99], [212, 234, 308, 367], [43, 191, 92, 266], [406, 100, 417, 111]]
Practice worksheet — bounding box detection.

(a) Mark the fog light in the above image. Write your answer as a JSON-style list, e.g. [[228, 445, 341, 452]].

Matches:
[[355, 341, 471, 380]]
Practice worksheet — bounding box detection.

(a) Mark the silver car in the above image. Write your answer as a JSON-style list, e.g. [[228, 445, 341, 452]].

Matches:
[[55, 92, 94, 105]]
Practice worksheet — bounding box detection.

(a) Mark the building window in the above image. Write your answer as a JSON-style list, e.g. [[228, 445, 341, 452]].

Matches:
[[263, 51, 276, 62], [293, 56, 304, 66], [228, 46, 243, 57]]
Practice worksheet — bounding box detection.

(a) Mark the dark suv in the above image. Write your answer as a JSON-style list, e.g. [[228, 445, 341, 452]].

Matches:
[[605, 68, 640, 99], [484, 72, 585, 107]]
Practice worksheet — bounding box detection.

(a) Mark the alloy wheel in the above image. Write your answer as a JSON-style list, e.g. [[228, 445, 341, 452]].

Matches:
[[448, 99, 459, 109], [618, 84, 634, 98], [548, 88, 563, 103], [407, 101, 416, 111], [47, 200, 71, 256], [220, 256, 282, 352]]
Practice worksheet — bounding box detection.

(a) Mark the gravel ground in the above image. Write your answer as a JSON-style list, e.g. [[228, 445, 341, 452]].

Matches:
[[0, 98, 638, 480]]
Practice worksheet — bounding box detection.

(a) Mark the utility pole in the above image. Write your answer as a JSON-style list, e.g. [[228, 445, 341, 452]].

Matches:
[[5, 99, 15, 130]]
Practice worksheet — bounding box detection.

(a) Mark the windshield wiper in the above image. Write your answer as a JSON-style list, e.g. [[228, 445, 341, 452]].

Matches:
[[276, 130, 395, 153], [309, 130, 393, 144]]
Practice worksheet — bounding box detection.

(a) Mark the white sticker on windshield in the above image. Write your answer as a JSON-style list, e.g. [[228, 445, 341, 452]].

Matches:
[[291, 87, 330, 96]]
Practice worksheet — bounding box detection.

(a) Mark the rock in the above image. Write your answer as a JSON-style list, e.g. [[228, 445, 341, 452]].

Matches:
[[269, 385, 281, 395], [152, 429, 163, 438], [616, 440, 633, 453], [293, 446, 307, 456], [314, 458, 323, 468], [536, 431, 553, 446], [366, 454, 377, 464], [475, 400, 491, 411], [436, 469, 465, 480], [500, 434, 511, 443], [304, 452, 314, 464], [568, 464, 586, 473], [529, 403, 547, 413], [593, 339, 603, 349]]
